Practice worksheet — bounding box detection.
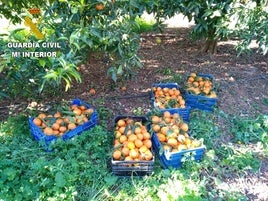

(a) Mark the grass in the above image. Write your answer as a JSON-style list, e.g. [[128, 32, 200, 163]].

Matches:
[[133, 16, 156, 33], [0, 106, 267, 200]]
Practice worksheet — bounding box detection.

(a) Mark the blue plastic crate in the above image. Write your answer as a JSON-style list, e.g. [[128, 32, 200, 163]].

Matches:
[[111, 115, 155, 176], [152, 132, 205, 169], [151, 83, 191, 122], [29, 99, 98, 148], [185, 74, 217, 112]]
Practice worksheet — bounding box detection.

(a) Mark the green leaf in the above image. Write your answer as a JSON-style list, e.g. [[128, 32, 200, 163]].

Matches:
[[104, 176, 118, 187], [55, 172, 66, 188], [39, 59, 46, 67]]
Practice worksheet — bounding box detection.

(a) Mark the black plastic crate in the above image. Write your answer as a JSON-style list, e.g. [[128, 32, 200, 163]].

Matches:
[[111, 115, 155, 176]]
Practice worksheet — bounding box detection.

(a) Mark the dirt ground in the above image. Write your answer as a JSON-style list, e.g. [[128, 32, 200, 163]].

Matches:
[[0, 24, 268, 200]]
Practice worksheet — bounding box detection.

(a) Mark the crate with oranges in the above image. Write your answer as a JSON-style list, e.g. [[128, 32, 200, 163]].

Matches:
[[185, 73, 217, 111], [29, 99, 98, 148], [111, 116, 154, 176], [151, 83, 191, 121], [150, 110, 205, 169]]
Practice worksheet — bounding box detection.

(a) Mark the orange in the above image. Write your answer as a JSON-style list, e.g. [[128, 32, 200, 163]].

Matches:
[[203, 88, 210, 95], [199, 81, 204, 87], [38, 113, 46, 119], [122, 147, 130, 156], [128, 134, 137, 142], [151, 116, 160, 124], [71, 104, 78, 110], [117, 119, 126, 127], [52, 123, 60, 130], [79, 105, 87, 111], [33, 118, 42, 127], [172, 113, 180, 120], [54, 112, 61, 118], [118, 126, 126, 134], [143, 132, 151, 140], [179, 99, 185, 106], [164, 117, 171, 124], [73, 108, 82, 116], [68, 123, 76, 130], [160, 126, 169, 135], [144, 150, 153, 160], [56, 118, 64, 125], [127, 141, 135, 150], [184, 138, 192, 148], [204, 81, 211, 87], [163, 111, 171, 118], [198, 77, 203, 82], [188, 77, 194, 83], [126, 129, 132, 136], [143, 139, 152, 149], [167, 138, 178, 147], [134, 139, 143, 148], [89, 88, 96, 95], [64, 117, 70, 123], [59, 126, 67, 133], [209, 91, 217, 98], [193, 81, 199, 87], [124, 156, 133, 161], [119, 135, 127, 144], [180, 123, 189, 132], [136, 133, 144, 141], [163, 87, 169, 93], [163, 144, 172, 151], [84, 108, 94, 115], [126, 118, 134, 125], [113, 150, 122, 160], [190, 73, 197, 77], [129, 149, 139, 159], [82, 117, 88, 123], [95, 3, 104, 11], [114, 139, 121, 147], [134, 127, 142, 135], [156, 133, 166, 142], [121, 86, 127, 92], [152, 124, 161, 132], [184, 133, 190, 138], [114, 131, 122, 139], [168, 89, 175, 96], [43, 127, 54, 135], [174, 90, 180, 96], [139, 145, 148, 153]]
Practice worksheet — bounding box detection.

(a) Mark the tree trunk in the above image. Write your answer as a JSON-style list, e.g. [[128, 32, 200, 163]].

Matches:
[[202, 39, 218, 54]]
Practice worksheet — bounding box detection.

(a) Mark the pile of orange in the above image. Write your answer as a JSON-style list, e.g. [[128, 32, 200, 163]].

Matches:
[[151, 111, 202, 153], [152, 86, 186, 109], [32, 104, 94, 137], [112, 118, 153, 161], [186, 73, 217, 98]]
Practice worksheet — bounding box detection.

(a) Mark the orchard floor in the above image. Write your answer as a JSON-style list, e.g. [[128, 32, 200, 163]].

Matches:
[[61, 27, 268, 120], [1, 26, 268, 200]]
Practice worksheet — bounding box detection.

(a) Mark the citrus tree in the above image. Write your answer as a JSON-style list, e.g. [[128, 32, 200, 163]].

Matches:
[[145, 0, 267, 54], [232, 0, 268, 55], [0, 0, 145, 99]]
